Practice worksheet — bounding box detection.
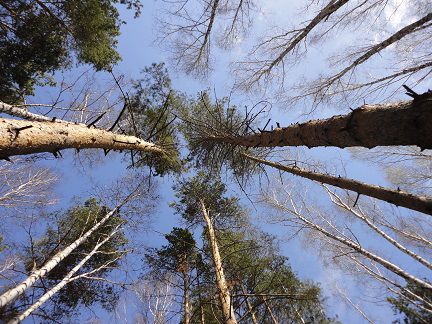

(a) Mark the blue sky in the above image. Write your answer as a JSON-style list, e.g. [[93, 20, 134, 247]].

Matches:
[[1, 0, 431, 323]]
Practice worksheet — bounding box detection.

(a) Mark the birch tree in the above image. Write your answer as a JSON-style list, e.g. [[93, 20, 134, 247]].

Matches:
[[263, 181, 432, 320], [0, 190, 139, 310], [9, 223, 126, 323]]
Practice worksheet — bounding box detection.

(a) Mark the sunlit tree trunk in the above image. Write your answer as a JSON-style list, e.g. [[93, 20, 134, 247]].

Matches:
[[207, 99, 432, 149], [9, 227, 120, 323], [0, 197, 130, 308], [182, 267, 190, 324], [279, 201, 432, 291], [327, 189, 432, 270], [199, 200, 237, 324], [241, 284, 257, 324], [0, 118, 165, 158], [0, 102, 58, 122], [244, 153, 432, 216]]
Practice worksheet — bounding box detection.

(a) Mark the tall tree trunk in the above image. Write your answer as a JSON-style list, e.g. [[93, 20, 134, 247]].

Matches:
[[207, 98, 432, 149], [199, 200, 237, 324], [9, 227, 120, 323], [183, 269, 190, 324], [0, 197, 130, 308], [241, 284, 257, 324], [0, 118, 165, 158], [243, 153, 432, 216], [262, 297, 278, 324]]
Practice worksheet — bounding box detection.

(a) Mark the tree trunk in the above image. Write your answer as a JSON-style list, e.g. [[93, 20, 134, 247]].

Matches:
[[291, 209, 432, 291], [208, 98, 432, 149], [0, 118, 165, 158], [0, 102, 68, 123], [0, 198, 129, 308], [329, 191, 432, 270], [241, 284, 257, 324], [9, 227, 119, 323], [199, 200, 237, 324], [243, 153, 432, 216], [183, 269, 190, 324], [262, 297, 278, 324]]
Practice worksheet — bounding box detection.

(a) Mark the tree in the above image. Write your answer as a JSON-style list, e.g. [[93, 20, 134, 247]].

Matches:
[[0, 0, 142, 103], [0, 197, 131, 322], [145, 227, 197, 324], [0, 190, 139, 311], [179, 92, 432, 216], [173, 173, 246, 323], [264, 180, 432, 320]]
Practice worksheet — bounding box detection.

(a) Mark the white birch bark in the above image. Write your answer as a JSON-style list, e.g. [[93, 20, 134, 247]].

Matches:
[[326, 187, 432, 271], [270, 195, 432, 291], [0, 195, 132, 308], [9, 227, 120, 323]]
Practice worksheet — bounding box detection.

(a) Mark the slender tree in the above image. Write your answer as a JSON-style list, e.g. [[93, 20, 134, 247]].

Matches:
[[145, 227, 197, 324], [0, 191, 138, 309], [173, 173, 245, 323]]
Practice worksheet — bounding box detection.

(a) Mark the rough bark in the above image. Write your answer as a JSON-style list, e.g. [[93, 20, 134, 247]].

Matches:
[[0, 199, 127, 308], [0, 118, 165, 158], [243, 153, 432, 216], [207, 98, 432, 149], [9, 228, 119, 323], [200, 200, 237, 324]]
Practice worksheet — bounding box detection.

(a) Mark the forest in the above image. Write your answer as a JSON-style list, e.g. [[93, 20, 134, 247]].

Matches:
[[0, 0, 431, 323]]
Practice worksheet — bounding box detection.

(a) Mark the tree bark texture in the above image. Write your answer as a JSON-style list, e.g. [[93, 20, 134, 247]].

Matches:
[[10, 228, 119, 323], [200, 200, 238, 324], [0, 118, 165, 158], [183, 269, 190, 324], [0, 202, 124, 308], [244, 153, 432, 216], [208, 99, 432, 149]]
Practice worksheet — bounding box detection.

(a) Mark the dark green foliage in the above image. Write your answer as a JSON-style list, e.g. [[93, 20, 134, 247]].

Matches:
[[388, 281, 432, 323], [145, 227, 197, 275], [0, 0, 142, 103], [172, 172, 247, 228], [17, 198, 127, 321], [126, 63, 185, 175], [179, 92, 269, 183]]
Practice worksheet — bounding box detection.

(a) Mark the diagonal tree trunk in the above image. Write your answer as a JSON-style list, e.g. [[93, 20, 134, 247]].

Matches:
[[0, 102, 66, 123], [0, 118, 165, 158], [9, 226, 120, 323], [262, 297, 278, 324], [206, 98, 432, 149], [327, 189, 432, 270], [241, 284, 258, 324], [199, 200, 237, 324], [280, 202, 432, 291], [243, 153, 432, 216], [0, 194, 133, 308]]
